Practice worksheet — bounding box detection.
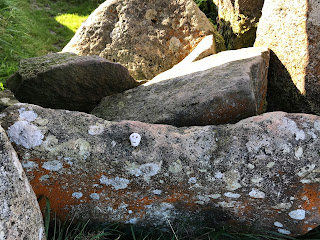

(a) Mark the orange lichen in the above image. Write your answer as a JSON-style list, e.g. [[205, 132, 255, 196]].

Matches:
[[300, 184, 320, 213]]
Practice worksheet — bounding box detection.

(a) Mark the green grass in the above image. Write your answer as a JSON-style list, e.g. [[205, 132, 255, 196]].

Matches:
[[55, 14, 88, 32], [0, 0, 103, 85]]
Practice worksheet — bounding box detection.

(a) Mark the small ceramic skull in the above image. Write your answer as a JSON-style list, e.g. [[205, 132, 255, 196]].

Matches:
[[129, 133, 141, 147]]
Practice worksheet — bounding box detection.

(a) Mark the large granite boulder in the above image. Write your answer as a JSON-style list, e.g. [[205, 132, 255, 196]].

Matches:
[[2, 103, 320, 236], [91, 47, 269, 127], [62, 0, 216, 80], [6, 52, 138, 112], [213, 0, 264, 49], [0, 124, 45, 240], [255, 0, 320, 114]]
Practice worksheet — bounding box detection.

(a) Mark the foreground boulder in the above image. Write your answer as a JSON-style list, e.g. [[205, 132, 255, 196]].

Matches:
[[213, 0, 264, 49], [255, 0, 320, 114], [2, 103, 320, 236], [92, 47, 269, 126], [62, 0, 216, 80], [0, 124, 45, 239], [7, 52, 138, 112]]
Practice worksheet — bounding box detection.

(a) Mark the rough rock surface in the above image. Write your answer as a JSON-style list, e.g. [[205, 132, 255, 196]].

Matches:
[[0, 90, 19, 112], [2, 104, 320, 236], [213, 0, 264, 49], [254, 0, 320, 114], [0, 124, 45, 240], [62, 0, 216, 80], [6, 52, 138, 112], [91, 47, 269, 126], [175, 34, 216, 66]]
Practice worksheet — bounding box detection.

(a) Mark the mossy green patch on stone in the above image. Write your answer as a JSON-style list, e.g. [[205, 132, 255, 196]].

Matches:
[[19, 52, 79, 79]]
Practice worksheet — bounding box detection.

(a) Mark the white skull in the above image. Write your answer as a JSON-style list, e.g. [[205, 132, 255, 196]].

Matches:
[[129, 133, 141, 147]]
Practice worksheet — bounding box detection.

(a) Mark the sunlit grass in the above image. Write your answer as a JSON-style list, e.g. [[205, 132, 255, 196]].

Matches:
[[55, 14, 88, 33], [0, 0, 102, 85]]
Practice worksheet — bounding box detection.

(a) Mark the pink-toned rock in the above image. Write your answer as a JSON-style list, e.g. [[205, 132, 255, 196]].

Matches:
[[62, 0, 216, 80], [2, 103, 320, 236], [255, 0, 320, 114]]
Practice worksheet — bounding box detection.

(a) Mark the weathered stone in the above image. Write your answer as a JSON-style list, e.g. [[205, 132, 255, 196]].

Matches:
[[213, 0, 264, 49], [0, 124, 45, 240], [6, 52, 138, 112], [254, 0, 320, 114], [2, 103, 320, 236], [0, 90, 19, 112], [62, 0, 216, 80], [175, 34, 216, 66], [91, 47, 269, 126]]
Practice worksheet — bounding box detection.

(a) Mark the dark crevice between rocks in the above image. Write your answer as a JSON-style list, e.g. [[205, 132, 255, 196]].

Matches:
[[265, 50, 314, 114]]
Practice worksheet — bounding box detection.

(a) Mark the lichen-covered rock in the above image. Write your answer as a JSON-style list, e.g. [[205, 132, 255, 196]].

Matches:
[[213, 0, 264, 49], [0, 124, 45, 240], [6, 52, 138, 112], [91, 47, 269, 126], [0, 90, 19, 112], [62, 0, 216, 80], [254, 0, 320, 114], [2, 104, 320, 236]]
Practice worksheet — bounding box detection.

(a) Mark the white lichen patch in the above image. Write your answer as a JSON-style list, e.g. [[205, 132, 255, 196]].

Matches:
[[214, 171, 223, 179], [295, 147, 303, 159], [289, 209, 306, 220], [152, 189, 162, 195], [168, 161, 182, 174], [249, 188, 266, 198], [209, 194, 221, 199], [280, 117, 305, 141], [224, 192, 241, 198], [22, 161, 38, 169], [128, 218, 138, 224], [274, 221, 283, 228], [8, 121, 44, 149], [247, 163, 255, 169], [90, 193, 100, 200], [72, 192, 83, 199], [278, 229, 291, 235], [224, 171, 242, 190], [272, 202, 292, 210], [34, 117, 49, 126], [188, 177, 197, 184], [75, 138, 91, 159], [39, 175, 50, 181], [129, 162, 161, 177], [100, 175, 130, 190], [251, 176, 264, 184], [42, 135, 59, 152], [314, 120, 320, 131], [217, 201, 237, 208], [88, 124, 104, 135], [297, 164, 316, 177], [146, 202, 175, 226], [42, 160, 63, 171], [266, 162, 275, 168], [196, 194, 221, 205], [19, 108, 37, 122]]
